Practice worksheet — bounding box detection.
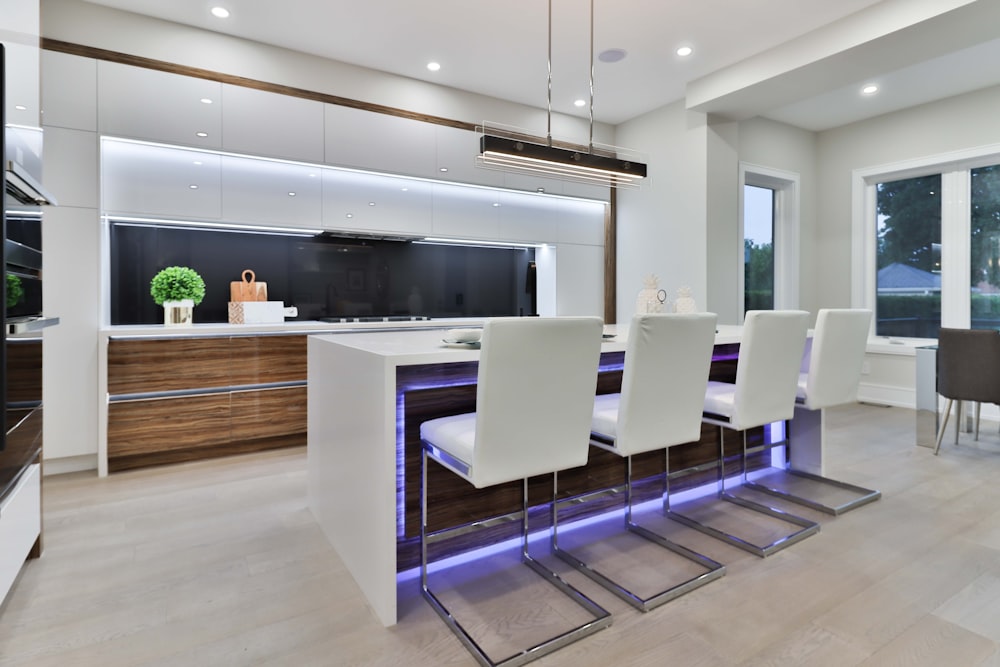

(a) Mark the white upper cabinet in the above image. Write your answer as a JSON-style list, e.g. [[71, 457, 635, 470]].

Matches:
[[556, 197, 608, 246], [221, 85, 324, 163], [431, 184, 500, 240], [101, 140, 222, 219], [325, 105, 435, 178], [322, 169, 432, 236], [43, 127, 98, 209], [2, 0, 40, 127], [41, 51, 96, 132], [98, 62, 222, 148], [434, 124, 502, 188], [221, 155, 321, 228]]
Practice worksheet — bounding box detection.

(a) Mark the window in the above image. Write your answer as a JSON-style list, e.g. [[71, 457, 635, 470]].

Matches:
[[744, 184, 774, 311], [875, 174, 941, 337], [853, 145, 1000, 338], [739, 164, 799, 320]]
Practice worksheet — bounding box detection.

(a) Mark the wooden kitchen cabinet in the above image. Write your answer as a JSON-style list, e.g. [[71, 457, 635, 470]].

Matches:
[[106, 334, 308, 471]]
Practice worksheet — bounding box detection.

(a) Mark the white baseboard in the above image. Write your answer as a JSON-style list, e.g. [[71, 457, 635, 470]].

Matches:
[[857, 382, 914, 409], [42, 454, 98, 476]]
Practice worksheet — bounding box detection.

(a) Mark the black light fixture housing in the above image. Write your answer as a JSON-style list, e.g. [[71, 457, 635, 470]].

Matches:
[[477, 0, 647, 189]]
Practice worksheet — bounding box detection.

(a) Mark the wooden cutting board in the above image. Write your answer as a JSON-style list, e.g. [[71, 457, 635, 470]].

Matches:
[[230, 269, 267, 302]]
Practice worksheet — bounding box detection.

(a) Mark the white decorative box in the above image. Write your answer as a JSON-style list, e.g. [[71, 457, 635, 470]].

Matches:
[[228, 301, 289, 324]]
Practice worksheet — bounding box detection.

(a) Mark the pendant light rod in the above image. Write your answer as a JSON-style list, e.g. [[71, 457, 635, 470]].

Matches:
[[589, 0, 595, 153], [547, 0, 553, 148]]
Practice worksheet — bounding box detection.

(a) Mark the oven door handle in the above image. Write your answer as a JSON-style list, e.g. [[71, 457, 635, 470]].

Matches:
[[7, 316, 60, 335]]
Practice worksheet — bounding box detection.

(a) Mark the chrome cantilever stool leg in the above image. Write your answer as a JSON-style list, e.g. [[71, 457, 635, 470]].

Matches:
[[743, 408, 881, 516], [551, 450, 725, 612], [665, 426, 820, 558], [420, 447, 612, 667]]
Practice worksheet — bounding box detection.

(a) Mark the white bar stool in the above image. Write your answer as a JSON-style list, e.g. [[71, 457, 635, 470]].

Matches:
[[552, 313, 725, 612], [667, 310, 819, 558], [745, 308, 881, 514], [419, 316, 611, 667]]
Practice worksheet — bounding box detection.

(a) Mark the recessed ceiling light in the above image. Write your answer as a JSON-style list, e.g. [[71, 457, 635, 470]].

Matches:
[[192, 160, 203, 166], [492, 202, 501, 207], [598, 48, 627, 63], [676, 46, 693, 57], [189, 184, 199, 189], [862, 84, 879, 95], [368, 202, 376, 206], [211, 7, 230, 18], [195, 132, 208, 137], [427, 62, 441, 72], [439, 167, 448, 173], [574, 99, 586, 108], [288, 192, 297, 197], [200, 98, 213, 104], [14, 104, 26, 111], [401, 187, 409, 192], [346, 213, 353, 219]]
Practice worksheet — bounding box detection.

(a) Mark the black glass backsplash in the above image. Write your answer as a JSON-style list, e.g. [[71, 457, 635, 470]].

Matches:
[[109, 223, 536, 325]]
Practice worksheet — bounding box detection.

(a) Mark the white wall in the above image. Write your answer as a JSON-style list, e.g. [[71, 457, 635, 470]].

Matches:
[[614, 101, 709, 324]]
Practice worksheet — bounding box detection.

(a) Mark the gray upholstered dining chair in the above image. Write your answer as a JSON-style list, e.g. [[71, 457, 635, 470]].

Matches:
[[744, 308, 881, 514], [667, 310, 817, 558], [419, 316, 610, 667], [933, 327, 1000, 455], [552, 312, 725, 612]]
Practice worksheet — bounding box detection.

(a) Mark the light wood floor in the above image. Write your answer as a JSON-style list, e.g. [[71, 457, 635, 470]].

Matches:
[[3, 403, 1000, 666]]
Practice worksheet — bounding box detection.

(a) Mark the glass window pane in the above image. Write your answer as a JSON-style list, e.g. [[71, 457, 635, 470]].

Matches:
[[970, 164, 1000, 330], [744, 184, 774, 312], [875, 174, 941, 337]]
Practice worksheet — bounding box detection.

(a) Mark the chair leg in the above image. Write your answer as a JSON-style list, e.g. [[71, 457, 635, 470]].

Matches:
[[934, 398, 953, 455], [665, 426, 819, 558], [553, 454, 724, 612], [421, 450, 611, 667], [954, 400, 962, 445], [741, 411, 882, 516], [975, 402, 981, 441]]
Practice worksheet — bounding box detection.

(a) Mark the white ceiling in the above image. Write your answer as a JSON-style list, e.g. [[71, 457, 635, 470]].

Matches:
[[79, 0, 1000, 131]]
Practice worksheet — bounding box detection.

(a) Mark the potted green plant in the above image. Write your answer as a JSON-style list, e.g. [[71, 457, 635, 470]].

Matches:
[[6, 273, 24, 309], [150, 266, 206, 326]]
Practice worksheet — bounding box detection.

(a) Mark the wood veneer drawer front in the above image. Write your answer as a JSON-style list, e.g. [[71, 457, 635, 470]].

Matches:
[[108, 338, 233, 395], [229, 335, 307, 385], [230, 386, 306, 440], [108, 394, 231, 457]]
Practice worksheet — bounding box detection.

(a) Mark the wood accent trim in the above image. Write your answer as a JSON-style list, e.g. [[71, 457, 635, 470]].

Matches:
[[41, 38, 477, 132], [604, 188, 617, 323]]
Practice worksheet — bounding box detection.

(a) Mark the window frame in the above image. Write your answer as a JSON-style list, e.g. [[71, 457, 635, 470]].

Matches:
[[738, 162, 800, 321], [852, 143, 1000, 340]]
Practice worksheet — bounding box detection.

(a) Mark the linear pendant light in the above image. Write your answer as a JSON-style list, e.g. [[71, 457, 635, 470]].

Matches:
[[476, 0, 647, 189]]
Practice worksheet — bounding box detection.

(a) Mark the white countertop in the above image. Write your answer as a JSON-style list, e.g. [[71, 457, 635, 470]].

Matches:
[[101, 317, 487, 338], [309, 322, 745, 367]]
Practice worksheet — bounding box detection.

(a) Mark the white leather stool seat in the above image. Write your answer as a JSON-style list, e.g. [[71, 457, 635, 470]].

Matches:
[[420, 413, 476, 478], [795, 372, 808, 401], [590, 393, 621, 443], [703, 381, 737, 419]]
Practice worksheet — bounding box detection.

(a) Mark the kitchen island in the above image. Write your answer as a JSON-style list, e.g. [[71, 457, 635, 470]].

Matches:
[[307, 324, 757, 627]]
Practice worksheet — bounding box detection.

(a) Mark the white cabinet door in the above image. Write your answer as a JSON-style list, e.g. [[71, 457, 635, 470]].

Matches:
[[222, 155, 322, 228], [221, 85, 324, 163], [43, 127, 98, 209], [102, 139, 222, 219], [2, 0, 39, 127], [557, 198, 608, 246], [556, 243, 604, 317], [325, 105, 435, 178], [41, 51, 97, 131], [431, 183, 500, 240], [322, 169, 432, 236], [496, 190, 559, 244], [434, 125, 502, 188], [98, 62, 222, 148]]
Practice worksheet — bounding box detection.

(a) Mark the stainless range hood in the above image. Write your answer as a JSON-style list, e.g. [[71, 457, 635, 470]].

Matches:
[[5, 160, 56, 206]]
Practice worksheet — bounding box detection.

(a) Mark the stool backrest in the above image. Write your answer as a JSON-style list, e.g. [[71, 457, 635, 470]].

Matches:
[[802, 308, 873, 410], [472, 316, 604, 488], [936, 327, 1000, 403], [732, 310, 809, 430], [614, 313, 718, 456]]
